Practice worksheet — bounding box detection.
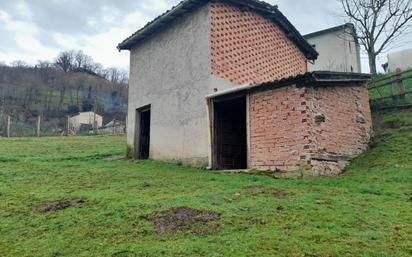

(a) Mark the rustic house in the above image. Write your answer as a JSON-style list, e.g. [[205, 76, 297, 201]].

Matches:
[[69, 112, 103, 134], [304, 23, 362, 73], [118, 0, 372, 176]]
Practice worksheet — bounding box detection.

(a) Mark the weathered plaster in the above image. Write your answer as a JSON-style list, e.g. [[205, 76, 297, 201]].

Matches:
[[127, 3, 234, 166]]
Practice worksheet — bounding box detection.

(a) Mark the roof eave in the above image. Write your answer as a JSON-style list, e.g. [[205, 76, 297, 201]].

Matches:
[[118, 0, 319, 60]]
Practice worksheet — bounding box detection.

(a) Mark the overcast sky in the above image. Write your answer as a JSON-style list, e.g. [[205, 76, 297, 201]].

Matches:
[[0, 0, 410, 72]]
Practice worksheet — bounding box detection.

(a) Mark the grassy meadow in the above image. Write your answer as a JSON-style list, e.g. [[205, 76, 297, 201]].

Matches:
[[0, 111, 411, 257]]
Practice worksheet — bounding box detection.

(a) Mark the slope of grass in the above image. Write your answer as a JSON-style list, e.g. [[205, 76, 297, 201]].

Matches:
[[0, 113, 411, 257]]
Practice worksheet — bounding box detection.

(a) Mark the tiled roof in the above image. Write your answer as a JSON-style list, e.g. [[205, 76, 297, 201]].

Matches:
[[118, 0, 318, 60]]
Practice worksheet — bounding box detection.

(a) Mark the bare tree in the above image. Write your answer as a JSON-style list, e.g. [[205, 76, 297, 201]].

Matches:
[[74, 50, 94, 71], [339, 0, 412, 74], [11, 60, 28, 68], [55, 51, 75, 72]]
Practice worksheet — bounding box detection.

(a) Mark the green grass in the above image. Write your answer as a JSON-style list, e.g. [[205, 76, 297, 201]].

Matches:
[[0, 112, 412, 257]]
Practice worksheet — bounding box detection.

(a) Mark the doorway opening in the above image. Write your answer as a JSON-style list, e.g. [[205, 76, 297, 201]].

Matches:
[[213, 96, 247, 170], [136, 106, 151, 160]]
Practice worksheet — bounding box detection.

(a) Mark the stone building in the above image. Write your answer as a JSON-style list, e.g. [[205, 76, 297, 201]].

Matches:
[[304, 23, 362, 73], [118, 0, 372, 176]]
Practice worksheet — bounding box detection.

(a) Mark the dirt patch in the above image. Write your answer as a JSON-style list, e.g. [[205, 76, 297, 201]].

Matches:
[[149, 207, 221, 235], [243, 186, 292, 199], [35, 199, 85, 213], [102, 155, 125, 161]]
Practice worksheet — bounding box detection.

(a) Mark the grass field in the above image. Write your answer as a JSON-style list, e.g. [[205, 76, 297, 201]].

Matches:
[[0, 112, 411, 257]]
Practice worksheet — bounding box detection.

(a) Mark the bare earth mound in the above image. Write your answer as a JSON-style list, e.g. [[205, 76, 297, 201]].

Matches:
[[35, 199, 85, 213], [149, 207, 221, 235]]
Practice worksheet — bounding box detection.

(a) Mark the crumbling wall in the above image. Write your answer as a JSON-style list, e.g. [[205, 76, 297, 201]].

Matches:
[[249, 83, 372, 176], [305, 84, 373, 175]]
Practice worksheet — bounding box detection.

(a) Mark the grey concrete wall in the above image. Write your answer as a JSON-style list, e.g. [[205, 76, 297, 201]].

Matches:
[[127, 3, 235, 166], [388, 48, 412, 72], [306, 28, 361, 73]]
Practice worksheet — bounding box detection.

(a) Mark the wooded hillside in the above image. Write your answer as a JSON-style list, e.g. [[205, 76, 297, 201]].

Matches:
[[0, 50, 128, 136]]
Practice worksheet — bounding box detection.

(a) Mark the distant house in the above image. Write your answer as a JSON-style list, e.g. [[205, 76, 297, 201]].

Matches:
[[69, 112, 103, 134], [118, 0, 372, 176], [383, 48, 412, 73], [98, 120, 126, 134], [304, 23, 361, 73]]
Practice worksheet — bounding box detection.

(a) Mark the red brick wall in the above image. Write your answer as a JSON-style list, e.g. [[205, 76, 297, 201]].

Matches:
[[210, 1, 307, 85], [248, 83, 372, 174], [249, 86, 311, 171], [307, 85, 372, 156]]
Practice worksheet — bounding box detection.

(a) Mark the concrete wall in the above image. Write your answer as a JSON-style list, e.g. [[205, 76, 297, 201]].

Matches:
[[387, 48, 412, 72], [249, 83, 372, 175], [127, 3, 234, 166], [305, 28, 361, 73]]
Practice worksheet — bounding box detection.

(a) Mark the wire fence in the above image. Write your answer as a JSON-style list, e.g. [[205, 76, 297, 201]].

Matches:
[[0, 113, 126, 138]]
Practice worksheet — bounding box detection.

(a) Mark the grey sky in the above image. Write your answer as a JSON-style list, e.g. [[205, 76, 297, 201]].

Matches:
[[0, 0, 410, 72]]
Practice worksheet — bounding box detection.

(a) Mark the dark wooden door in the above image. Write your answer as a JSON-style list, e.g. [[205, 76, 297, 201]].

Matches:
[[214, 97, 247, 170], [139, 109, 151, 160]]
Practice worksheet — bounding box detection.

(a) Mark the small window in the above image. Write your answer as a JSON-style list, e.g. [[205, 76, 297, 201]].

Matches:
[[349, 42, 352, 54]]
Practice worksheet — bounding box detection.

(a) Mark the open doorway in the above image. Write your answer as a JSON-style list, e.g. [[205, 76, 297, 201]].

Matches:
[[136, 106, 151, 160], [213, 96, 247, 170]]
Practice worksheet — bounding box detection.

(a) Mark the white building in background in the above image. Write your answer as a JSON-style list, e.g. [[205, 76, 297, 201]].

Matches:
[[69, 112, 103, 133], [383, 48, 412, 73], [304, 23, 362, 73]]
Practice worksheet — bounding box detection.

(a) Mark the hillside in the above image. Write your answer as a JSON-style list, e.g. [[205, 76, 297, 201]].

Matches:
[[0, 110, 410, 256], [0, 65, 128, 136]]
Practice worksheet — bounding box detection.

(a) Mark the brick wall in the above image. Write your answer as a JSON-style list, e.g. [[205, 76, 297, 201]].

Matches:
[[248, 83, 372, 175], [249, 86, 310, 171], [307, 85, 372, 156], [210, 1, 307, 85]]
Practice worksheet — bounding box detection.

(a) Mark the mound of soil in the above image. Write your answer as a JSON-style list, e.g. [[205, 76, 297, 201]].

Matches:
[[149, 207, 221, 235], [243, 186, 292, 199], [35, 199, 85, 213]]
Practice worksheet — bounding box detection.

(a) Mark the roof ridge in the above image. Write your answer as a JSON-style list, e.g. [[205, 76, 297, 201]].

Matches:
[[118, 0, 318, 60]]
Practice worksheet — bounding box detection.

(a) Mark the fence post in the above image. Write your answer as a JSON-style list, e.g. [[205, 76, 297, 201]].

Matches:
[[396, 68, 406, 101], [37, 116, 41, 137], [67, 115, 70, 136], [7, 115, 10, 138], [113, 119, 116, 135]]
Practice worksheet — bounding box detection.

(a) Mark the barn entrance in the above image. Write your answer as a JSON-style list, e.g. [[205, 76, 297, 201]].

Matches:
[[136, 106, 151, 160], [213, 96, 247, 170]]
